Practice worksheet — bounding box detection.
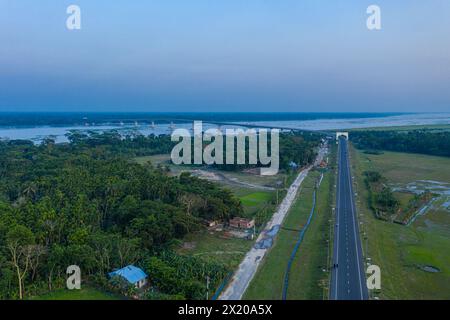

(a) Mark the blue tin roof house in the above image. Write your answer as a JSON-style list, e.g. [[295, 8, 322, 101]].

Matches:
[[108, 265, 148, 289]]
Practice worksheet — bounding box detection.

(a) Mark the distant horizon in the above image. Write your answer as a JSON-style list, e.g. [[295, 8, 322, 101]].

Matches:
[[0, 111, 415, 114], [2, 110, 449, 128]]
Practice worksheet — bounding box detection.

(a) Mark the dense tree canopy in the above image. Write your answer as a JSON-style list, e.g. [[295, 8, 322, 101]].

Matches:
[[0, 130, 319, 299], [0, 133, 242, 299], [351, 130, 450, 157]]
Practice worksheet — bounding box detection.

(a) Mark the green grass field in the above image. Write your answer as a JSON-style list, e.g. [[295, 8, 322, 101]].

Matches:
[[350, 146, 450, 299], [177, 229, 254, 269], [31, 287, 121, 300], [244, 166, 334, 300], [239, 191, 273, 207], [356, 150, 450, 184], [394, 191, 415, 208], [239, 191, 276, 220]]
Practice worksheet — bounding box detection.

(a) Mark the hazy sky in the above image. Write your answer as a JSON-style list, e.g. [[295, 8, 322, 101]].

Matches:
[[1, 0, 449, 112]]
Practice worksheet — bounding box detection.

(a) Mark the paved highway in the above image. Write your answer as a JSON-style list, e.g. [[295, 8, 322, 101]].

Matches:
[[330, 137, 368, 300]]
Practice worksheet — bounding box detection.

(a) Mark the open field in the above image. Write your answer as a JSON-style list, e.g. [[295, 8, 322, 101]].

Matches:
[[239, 191, 276, 223], [30, 287, 121, 300], [394, 191, 415, 208], [243, 169, 333, 299], [240, 191, 273, 207], [358, 151, 450, 184], [134, 154, 291, 190], [223, 170, 287, 189], [177, 230, 254, 269], [350, 146, 450, 299]]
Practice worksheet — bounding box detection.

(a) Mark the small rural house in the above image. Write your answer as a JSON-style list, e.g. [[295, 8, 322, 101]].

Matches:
[[108, 265, 148, 289], [229, 217, 255, 230]]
